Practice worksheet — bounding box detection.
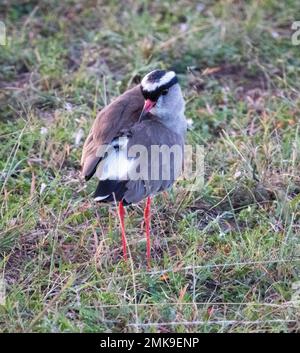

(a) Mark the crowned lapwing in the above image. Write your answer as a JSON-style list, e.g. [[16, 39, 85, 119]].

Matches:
[[81, 69, 187, 267]]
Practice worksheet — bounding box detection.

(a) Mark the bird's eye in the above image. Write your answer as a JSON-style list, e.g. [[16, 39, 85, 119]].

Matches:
[[161, 89, 169, 96]]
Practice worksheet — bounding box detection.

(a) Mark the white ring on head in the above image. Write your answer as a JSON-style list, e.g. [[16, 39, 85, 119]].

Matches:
[[141, 71, 176, 92]]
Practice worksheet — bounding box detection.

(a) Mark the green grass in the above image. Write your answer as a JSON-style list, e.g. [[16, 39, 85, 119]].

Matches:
[[1, 0, 300, 332]]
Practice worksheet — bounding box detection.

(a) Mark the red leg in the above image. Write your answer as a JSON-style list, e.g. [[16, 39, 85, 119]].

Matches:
[[144, 196, 151, 269], [118, 201, 127, 261]]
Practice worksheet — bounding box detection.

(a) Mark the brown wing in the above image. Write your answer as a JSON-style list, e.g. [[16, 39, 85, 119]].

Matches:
[[81, 85, 144, 180]]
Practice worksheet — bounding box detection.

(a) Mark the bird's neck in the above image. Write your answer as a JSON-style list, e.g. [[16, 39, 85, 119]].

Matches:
[[156, 107, 187, 136]]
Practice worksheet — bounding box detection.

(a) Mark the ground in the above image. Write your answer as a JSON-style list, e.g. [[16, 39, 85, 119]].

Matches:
[[1, 0, 300, 333]]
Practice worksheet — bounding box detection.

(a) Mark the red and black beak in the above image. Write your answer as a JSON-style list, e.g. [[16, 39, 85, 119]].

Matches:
[[139, 99, 156, 121], [143, 99, 156, 113]]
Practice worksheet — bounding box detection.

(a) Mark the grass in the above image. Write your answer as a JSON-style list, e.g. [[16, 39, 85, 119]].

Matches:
[[1, 0, 300, 333]]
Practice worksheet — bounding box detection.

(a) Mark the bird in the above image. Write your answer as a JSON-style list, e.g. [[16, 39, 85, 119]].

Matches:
[[81, 69, 187, 268]]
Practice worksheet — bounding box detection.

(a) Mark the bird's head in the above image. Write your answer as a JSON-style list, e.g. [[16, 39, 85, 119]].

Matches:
[[140, 69, 185, 120]]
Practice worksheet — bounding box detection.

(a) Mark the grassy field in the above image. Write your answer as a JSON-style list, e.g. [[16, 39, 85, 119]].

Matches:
[[1, 0, 300, 333]]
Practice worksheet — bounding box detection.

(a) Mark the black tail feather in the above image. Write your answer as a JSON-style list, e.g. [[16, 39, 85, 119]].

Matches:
[[94, 179, 128, 203]]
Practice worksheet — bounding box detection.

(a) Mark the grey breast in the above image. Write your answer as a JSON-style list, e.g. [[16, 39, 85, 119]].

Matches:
[[123, 117, 185, 204]]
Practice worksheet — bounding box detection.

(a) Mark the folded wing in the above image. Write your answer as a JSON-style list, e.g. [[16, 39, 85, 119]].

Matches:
[[81, 85, 144, 180]]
